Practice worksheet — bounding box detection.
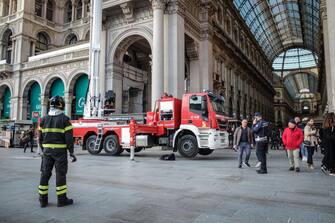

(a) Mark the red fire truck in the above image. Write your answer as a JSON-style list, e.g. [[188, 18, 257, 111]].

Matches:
[[71, 91, 229, 158]]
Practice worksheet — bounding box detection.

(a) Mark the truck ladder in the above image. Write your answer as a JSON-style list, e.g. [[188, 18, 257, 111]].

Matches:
[[94, 124, 103, 151]]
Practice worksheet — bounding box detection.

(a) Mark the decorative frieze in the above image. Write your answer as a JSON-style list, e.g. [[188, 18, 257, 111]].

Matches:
[[120, 1, 135, 23]]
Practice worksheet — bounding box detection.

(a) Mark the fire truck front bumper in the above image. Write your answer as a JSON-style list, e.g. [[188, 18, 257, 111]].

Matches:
[[198, 129, 229, 149]]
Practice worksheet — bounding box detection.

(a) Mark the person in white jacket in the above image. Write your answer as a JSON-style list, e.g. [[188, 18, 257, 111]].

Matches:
[[304, 118, 318, 169]]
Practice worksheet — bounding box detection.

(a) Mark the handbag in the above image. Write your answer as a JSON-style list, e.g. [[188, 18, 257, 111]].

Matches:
[[303, 140, 311, 146]]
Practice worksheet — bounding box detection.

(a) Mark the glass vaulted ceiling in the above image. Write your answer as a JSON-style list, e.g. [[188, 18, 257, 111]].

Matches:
[[273, 48, 318, 70], [233, 0, 321, 62]]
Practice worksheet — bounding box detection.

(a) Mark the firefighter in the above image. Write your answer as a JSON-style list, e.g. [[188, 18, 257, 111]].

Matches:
[[38, 95, 77, 208]]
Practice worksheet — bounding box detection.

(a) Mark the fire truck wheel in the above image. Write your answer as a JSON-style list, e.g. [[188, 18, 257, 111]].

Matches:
[[178, 135, 199, 158], [126, 147, 143, 153], [86, 135, 102, 155], [198, 148, 214, 155], [103, 135, 122, 155]]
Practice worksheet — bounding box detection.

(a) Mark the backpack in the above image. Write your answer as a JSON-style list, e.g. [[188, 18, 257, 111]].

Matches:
[[160, 153, 176, 161]]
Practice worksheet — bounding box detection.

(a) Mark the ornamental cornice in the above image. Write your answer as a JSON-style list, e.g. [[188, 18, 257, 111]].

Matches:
[[167, 2, 185, 16]]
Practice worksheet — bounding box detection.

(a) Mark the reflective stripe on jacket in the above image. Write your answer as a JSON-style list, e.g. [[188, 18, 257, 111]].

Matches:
[[38, 113, 74, 153]]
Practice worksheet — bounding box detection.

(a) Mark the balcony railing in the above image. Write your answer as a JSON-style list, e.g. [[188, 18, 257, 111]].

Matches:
[[0, 60, 13, 77], [122, 64, 149, 83], [0, 11, 23, 24]]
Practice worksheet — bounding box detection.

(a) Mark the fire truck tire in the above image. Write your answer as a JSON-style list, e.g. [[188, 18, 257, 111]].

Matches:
[[103, 135, 122, 155], [126, 147, 143, 153], [177, 135, 199, 158], [86, 135, 102, 155], [198, 148, 214, 155]]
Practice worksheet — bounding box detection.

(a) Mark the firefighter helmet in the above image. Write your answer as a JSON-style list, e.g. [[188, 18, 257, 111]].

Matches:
[[49, 95, 65, 110]]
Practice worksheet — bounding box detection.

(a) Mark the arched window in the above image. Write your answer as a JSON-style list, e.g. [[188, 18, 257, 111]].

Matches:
[[46, 0, 54, 21], [2, 0, 9, 16], [65, 34, 78, 45], [1, 29, 13, 63], [35, 0, 43, 17], [35, 32, 50, 53], [76, 0, 82, 20], [65, 1, 72, 23]]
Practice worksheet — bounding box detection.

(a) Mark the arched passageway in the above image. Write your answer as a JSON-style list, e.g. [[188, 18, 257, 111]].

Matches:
[[113, 35, 152, 113], [44, 78, 65, 114], [22, 81, 41, 122], [70, 74, 89, 119], [0, 86, 11, 119]]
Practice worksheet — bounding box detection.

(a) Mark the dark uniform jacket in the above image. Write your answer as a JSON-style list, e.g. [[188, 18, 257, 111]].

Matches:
[[38, 113, 74, 154], [252, 119, 269, 143]]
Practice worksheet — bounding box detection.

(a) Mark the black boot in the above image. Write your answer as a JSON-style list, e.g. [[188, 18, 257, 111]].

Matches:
[[57, 194, 74, 207], [39, 195, 48, 208]]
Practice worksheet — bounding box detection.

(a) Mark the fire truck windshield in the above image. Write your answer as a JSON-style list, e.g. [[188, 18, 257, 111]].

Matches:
[[209, 95, 225, 115]]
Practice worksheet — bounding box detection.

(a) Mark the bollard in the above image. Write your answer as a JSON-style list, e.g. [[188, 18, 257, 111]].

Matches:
[[129, 118, 136, 161], [130, 145, 135, 161]]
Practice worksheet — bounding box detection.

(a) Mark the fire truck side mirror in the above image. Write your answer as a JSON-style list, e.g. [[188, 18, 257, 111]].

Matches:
[[201, 96, 208, 118]]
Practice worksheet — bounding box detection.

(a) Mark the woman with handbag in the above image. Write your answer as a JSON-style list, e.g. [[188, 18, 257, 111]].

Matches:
[[321, 113, 335, 176], [304, 118, 318, 169]]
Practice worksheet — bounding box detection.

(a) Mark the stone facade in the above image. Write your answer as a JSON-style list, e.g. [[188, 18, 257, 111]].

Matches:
[[0, 0, 275, 122], [0, 0, 90, 120]]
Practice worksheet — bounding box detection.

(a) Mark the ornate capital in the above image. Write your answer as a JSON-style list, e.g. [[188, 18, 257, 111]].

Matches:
[[165, 1, 186, 16], [151, 0, 166, 10], [320, 0, 327, 20]]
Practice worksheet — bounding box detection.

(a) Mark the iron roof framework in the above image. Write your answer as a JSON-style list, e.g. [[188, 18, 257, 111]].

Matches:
[[272, 48, 318, 70], [233, 0, 321, 101], [233, 0, 321, 62]]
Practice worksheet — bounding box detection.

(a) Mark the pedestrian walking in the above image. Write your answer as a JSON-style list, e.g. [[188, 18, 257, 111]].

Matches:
[[252, 112, 270, 174], [282, 119, 304, 172], [23, 126, 34, 153], [233, 119, 254, 168], [38, 95, 77, 208], [295, 117, 307, 161], [304, 118, 318, 169], [321, 113, 335, 176]]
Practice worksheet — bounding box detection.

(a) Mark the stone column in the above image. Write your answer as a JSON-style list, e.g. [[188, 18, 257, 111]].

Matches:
[[64, 92, 72, 117], [43, 0, 47, 19], [71, 0, 76, 22], [0, 42, 3, 60], [8, 0, 12, 14], [199, 40, 213, 91], [41, 95, 49, 116], [11, 71, 21, 120], [0, 1, 4, 17], [281, 108, 285, 127], [199, 1, 214, 91], [82, 1, 86, 18], [13, 35, 30, 64], [322, 0, 335, 112], [164, 1, 185, 98], [189, 59, 200, 92], [151, 0, 165, 109]]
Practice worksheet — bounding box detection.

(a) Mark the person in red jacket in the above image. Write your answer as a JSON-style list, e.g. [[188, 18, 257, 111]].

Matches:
[[282, 119, 304, 172]]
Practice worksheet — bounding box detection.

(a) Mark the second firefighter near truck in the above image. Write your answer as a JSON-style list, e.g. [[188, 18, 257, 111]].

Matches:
[[38, 96, 77, 208]]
